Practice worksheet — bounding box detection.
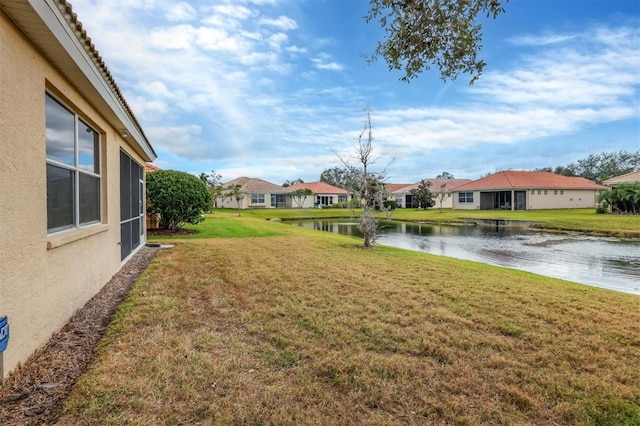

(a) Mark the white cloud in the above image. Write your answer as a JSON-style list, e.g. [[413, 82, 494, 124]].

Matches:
[[311, 54, 344, 71], [149, 25, 196, 50], [164, 2, 197, 22], [510, 33, 576, 46], [209, 4, 253, 20], [268, 32, 289, 49], [258, 15, 298, 31]]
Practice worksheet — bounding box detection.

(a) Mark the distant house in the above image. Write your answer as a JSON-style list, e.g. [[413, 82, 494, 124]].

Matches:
[[218, 177, 293, 209], [145, 163, 161, 173], [603, 171, 640, 186], [391, 179, 472, 208], [0, 1, 156, 378], [287, 182, 350, 208], [451, 171, 606, 210]]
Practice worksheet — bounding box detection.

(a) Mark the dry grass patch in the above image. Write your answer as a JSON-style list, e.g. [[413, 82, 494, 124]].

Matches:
[[59, 230, 640, 425]]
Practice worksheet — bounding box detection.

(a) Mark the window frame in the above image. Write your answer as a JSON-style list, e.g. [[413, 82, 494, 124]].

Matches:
[[46, 92, 102, 234], [251, 193, 265, 204], [458, 192, 474, 203]]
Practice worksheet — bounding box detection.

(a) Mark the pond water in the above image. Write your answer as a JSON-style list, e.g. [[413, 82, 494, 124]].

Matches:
[[291, 220, 640, 295]]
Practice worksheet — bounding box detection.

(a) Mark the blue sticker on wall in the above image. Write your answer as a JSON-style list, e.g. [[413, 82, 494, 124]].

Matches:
[[0, 316, 9, 353]]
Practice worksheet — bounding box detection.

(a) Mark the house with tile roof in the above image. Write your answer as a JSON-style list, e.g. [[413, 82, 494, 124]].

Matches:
[[145, 163, 161, 173], [286, 182, 351, 208], [391, 179, 472, 209], [603, 170, 640, 186], [0, 0, 156, 378], [451, 171, 607, 210], [218, 177, 293, 209]]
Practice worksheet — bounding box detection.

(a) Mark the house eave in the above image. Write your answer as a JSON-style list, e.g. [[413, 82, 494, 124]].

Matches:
[[0, 0, 156, 162]]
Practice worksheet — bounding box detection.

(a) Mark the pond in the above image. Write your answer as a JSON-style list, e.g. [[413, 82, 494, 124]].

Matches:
[[290, 220, 640, 295]]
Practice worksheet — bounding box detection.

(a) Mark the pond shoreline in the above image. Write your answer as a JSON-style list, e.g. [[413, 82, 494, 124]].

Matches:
[[289, 219, 640, 295], [274, 214, 640, 239]]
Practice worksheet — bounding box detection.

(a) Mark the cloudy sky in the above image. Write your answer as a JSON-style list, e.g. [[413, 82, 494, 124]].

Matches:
[[69, 0, 639, 184]]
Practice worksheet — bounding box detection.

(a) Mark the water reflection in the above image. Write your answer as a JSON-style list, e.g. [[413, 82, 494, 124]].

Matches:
[[292, 220, 640, 295]]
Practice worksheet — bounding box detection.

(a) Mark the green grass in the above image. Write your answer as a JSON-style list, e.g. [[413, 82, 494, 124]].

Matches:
[[149, 215, 293, 240], [59, 216, 640, 425], [210, 207, 639, 237]]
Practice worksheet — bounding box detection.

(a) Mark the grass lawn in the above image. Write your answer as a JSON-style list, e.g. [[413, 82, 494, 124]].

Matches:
[[208, 207, 640, 237], [59, 215, 640, 425]]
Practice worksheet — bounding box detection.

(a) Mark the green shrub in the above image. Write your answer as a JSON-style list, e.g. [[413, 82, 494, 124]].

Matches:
[[596, 207, 609, 215], [334, 199, 362, 209], [383, 200, 397, 210], [147, 170, 212, 230]]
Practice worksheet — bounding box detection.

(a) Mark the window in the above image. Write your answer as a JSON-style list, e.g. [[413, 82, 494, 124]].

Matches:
[[458, 192, 474, 203], [251, 193, 265, 204], [544, 190, 548, 195], [538, 190, 541, 195], [317, 195, 333, 206], [554, 190, 558, 195], [338, 195, 348, 202], [46, 93, 101, 233], [560, 190, 564, 195]]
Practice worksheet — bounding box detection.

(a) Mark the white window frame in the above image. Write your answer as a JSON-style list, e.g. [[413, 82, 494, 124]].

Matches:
[[46, 92, 101, 234], [458, 192, 473, 203], [251, 193, 265, 204]]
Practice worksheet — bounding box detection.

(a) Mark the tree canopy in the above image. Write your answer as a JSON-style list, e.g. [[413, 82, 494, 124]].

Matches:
[[365, 0, 507, 83], [283, 178, 304, 187], [536, 150, 640, 184], [436, 171, 455, 180], [409, 179, 435, 210], [320, 165, 362, 191]]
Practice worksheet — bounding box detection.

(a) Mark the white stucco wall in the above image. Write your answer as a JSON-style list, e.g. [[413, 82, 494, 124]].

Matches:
[[0, 11, 147, 375], [527, 189, 600, 209], [451, 189, 601, 210], [452, 191, 480, 210]]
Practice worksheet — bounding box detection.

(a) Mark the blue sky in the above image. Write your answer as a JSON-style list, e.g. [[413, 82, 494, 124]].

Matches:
[[70, 0, 639, 184]]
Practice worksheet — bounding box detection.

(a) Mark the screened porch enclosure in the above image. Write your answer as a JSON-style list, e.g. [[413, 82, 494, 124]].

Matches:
[[479, 191, 527, 210], [120, 151, 144, 260]]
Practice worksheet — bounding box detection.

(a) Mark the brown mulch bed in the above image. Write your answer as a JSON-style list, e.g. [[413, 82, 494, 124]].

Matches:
[[0, 245, 160, 425]]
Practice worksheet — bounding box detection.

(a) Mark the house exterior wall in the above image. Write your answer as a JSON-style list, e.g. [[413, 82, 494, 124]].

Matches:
[[451, 189, 601, 210], [217, 193, 291, 209], [0, 10, 148, 375], [527, 189, 600, 209], [452, 191, 481, 210]]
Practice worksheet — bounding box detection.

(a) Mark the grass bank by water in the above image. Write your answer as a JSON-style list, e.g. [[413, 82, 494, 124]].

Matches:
[[208, 207, 640, 238], [60, 215, 640, 425]]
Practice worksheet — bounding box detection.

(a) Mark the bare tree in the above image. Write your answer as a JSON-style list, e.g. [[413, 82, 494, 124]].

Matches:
[[374, 181, 394, 221], [353, 108, 377, 247], [333, 107, 391, 248], [224, 184, 244, 217]]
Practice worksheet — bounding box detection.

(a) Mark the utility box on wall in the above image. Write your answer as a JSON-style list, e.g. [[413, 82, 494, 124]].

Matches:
[[0, 316, 9, 385]]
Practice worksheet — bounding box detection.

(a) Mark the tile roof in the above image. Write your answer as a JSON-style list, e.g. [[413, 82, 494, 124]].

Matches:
[[453, 171, 607, 191], [145, 163, 161, 173], [603, 170, 640, 185], [223, 177, 292, 194], [287, 182, 348, 194], [391, 179, 472, 194], [387, 183, 413, 193]]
